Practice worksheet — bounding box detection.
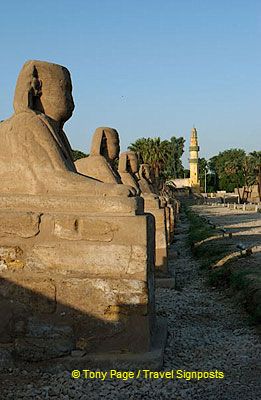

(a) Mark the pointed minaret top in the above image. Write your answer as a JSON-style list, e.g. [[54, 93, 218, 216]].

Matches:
[[190, 127, 198, 146], [191, 126, 197, 137]]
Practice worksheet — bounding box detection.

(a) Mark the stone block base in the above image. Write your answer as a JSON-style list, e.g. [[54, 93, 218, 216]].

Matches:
[[144, 207, 168, 274], [14, 317, 168, 371], [0, 208, 155, 360]]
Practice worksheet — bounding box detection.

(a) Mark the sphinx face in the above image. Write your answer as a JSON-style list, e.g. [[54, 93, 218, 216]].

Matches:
[[139, 164, 152, 183], [14, 61, 75, 122], [106, 133, 120, 161], [142, 164, 152, 182], [40, 67, 75, 123], [100, 129, 120, 161], [128, 153, 138, 174]]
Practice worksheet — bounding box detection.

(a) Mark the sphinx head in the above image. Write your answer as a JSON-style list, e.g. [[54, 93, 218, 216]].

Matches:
[[118, 151, 138, 174], [91, 127, 120, 161], [140, 163, 152, 182], [13, 60, 75, 124]]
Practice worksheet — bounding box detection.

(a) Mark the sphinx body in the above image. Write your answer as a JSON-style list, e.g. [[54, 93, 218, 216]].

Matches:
[[118, 151, 141, 195], [75, 127, 122, 184], [138, 163, 176, 245], [137, 163, 160, 197], [118, 152, 169, 272], [0, 61, 130, 198], [75, 132, 137, 196], [0, 60, 156, 360]]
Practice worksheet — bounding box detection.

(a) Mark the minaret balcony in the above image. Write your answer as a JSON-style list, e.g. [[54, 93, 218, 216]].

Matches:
[[189, 145, 199, 151]]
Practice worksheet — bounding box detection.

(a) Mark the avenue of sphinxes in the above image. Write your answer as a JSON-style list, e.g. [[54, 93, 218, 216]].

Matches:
[[0, 60, 167, 365], [2, 6, 260, 398], [118, 151, 169, 273], [138, 163, 176, 245], [76, 136, 170, 274]]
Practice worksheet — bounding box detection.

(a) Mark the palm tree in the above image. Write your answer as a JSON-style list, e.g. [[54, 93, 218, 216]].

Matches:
[[148, 138, 169, 178], [248, 151, 261, 201], [128, 138, 149, 164], [129, 137, 171, 191]]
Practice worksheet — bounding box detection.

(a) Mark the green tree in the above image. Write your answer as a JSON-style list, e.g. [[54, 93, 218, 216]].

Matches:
[[163, 136, 185, 179], [128, 137, 149, 163], [129, 135, 185, 183], [128, 137, 169, 184], [198, 157, 208, 191], [72, 149, 88, 161], [183, 169, 190, 178], [209, 149, 246, 197], [148, 138, 170, 180], [245, 151, 261, 200]]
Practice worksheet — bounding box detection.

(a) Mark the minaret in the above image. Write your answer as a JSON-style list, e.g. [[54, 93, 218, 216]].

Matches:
[[189, 127, 200, 187]]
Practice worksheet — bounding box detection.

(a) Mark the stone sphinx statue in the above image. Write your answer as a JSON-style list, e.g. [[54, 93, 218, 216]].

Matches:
[[137, 162, 175, 245], [0, 60, 129, 199], [118, 151, 141, 195], [138, 164, 157, 196], [139, 163, 176, 244], [75, 127, 122, 184], [0, 60, 157, 359], [137, 163, 166, 204], [118, 152, 169, 273]]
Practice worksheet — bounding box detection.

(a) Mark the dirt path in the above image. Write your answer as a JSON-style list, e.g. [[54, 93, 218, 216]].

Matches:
[[191, 204, 261, 252], [1, 208, 260, 399], [161, 211, 260, 399]]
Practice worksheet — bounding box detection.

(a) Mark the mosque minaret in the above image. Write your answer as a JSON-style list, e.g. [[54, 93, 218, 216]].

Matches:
[[189, 127, 200, 187]]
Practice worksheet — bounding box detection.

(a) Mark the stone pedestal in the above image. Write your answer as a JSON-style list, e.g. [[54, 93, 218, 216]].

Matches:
[[0, 196, 155, 360], [167, 203, 176, 243], [143, 196, 168, 274]]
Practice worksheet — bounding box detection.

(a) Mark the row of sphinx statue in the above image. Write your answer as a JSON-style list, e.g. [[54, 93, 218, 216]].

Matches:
[[0, 60, 179, 364]]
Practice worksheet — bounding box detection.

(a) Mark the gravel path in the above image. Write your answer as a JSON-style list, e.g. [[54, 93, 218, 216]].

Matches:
[[191, 204, 261, 244], [1, 209, 260, 399], [191, 203, 261, 264]]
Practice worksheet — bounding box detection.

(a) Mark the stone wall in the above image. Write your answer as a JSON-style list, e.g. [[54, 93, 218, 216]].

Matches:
[[0, 208, 156, 360]]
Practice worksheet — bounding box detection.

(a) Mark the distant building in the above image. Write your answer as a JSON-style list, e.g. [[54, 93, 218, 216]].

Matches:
[[189, 127, 200, 188], [171, 127, 200, 190], [171, 178, 191, 188]]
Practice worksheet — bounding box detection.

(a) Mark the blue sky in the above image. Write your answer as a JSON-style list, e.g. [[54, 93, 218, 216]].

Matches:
[[0, 0, 260, 166]]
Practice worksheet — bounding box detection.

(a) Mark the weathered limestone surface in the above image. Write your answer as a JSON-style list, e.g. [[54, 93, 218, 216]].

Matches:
[[119, 153, 169, 273], [138, 163, 176, 244], [0, 61, 132, 201], [0, 211, 155, 357], [138, 164, 156, 195], [0, 60, 155, 360], [118, 151, 141, 195], [75, 127, 122, 184]]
